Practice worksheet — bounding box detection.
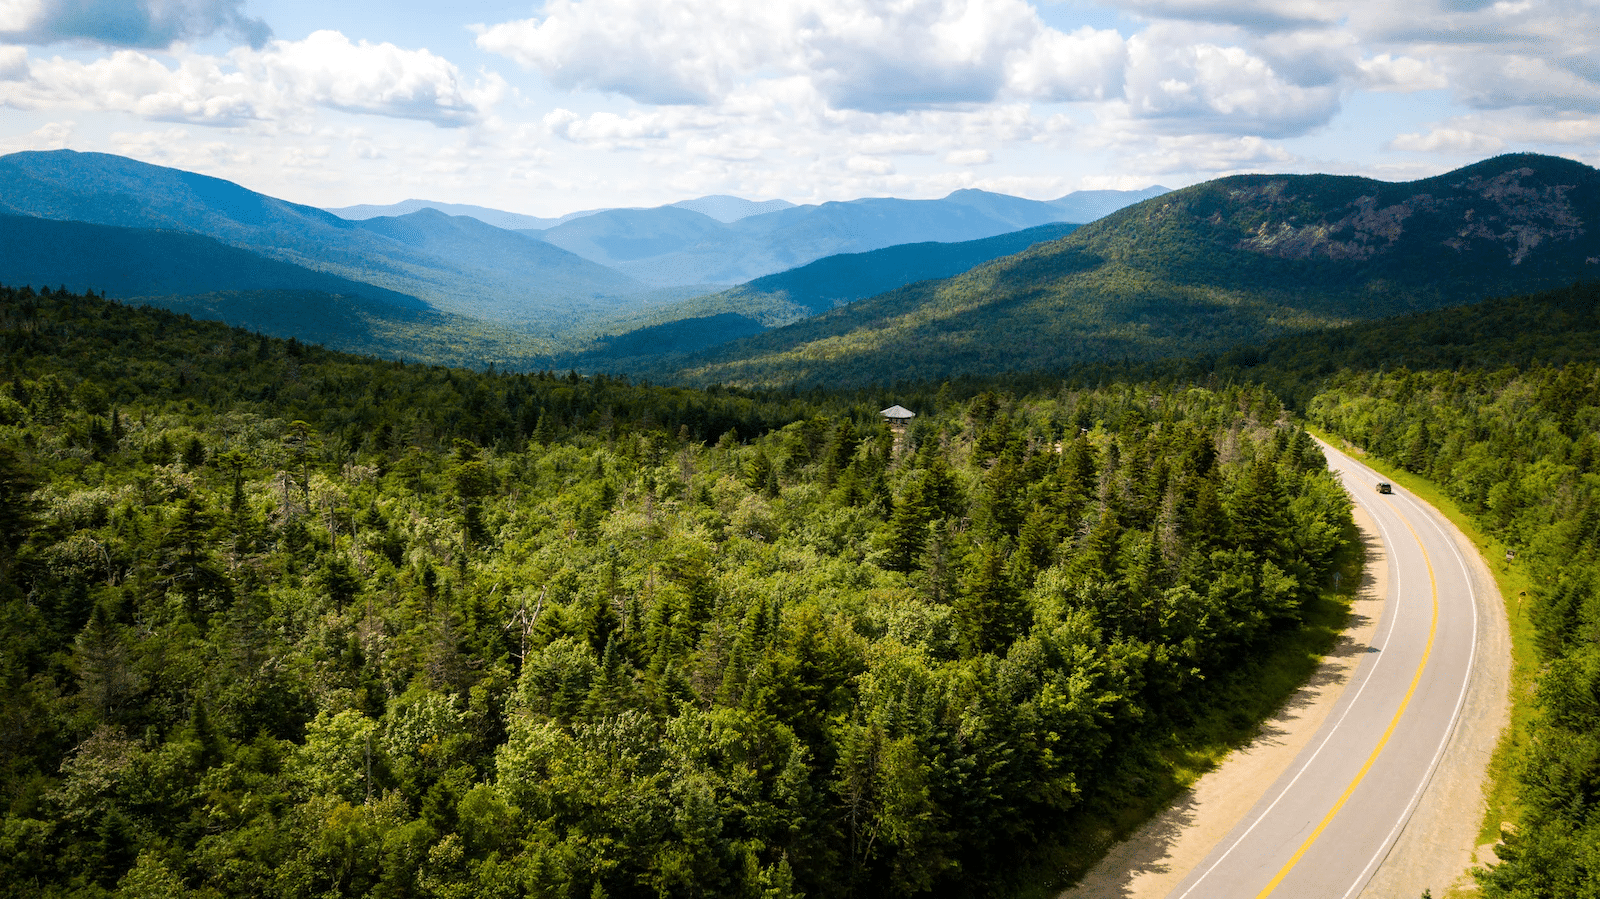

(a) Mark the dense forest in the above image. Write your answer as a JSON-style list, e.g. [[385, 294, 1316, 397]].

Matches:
[[1308, 361, 1600, 896], [0, 285, 1354, 898]]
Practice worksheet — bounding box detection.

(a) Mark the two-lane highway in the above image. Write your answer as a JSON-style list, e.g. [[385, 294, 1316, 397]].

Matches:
[[1164, 440, 1484, 898]]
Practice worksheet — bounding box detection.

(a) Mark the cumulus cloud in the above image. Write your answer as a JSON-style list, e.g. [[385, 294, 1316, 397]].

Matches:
[[1450, 53, 1600, 113], [0, 43, 28, 78], [1359, 53, 1448, 92], [1006, 25, 1126, 101], [0, 0, 271, 50], [1116, 0, 1343, 32], [1111, 132, 1298, 175], [0, 118, 72, 151], [1386, 127, 1504, 154], [476, 0, 1124, 112], [255, 31, 483, 125], [544, 108, 677, 147], [1387, 112, 1600, 154], [945, 148, 993, 165], [471, 0, 1369, 150], [0, 30, 487, 127], [1122, 26, 1342, 136]]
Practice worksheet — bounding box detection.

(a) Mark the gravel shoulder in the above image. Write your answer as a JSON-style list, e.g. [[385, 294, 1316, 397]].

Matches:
[[1057, 495, 1511, 899], [1059, 504, 1392, 899]]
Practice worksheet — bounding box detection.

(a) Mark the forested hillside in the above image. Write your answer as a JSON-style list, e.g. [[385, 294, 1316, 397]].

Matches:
[[1081, 278, 1600, 896], [0, 285, 1352, 898], [1052, 279, 1600, 411], [665, 154, 1600, 388], [559, 223, 1081, 374]]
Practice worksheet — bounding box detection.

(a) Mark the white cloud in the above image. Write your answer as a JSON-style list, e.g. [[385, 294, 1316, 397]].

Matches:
[[108, 126, 257, 168], [545, 108, 674, 146], [1450, 52, 1600, 112], [475, 0, 778, 105], [1248, 27, 1359, 87], [0, 117, 70, 151], [0, 0, 271, 49], [1006, 25, 1127, 101], [0, 30, 489, 127], [945, 148, 993, 165], [1385, 127, 1503, 154], [0, 43, 27, 79], [1115, 0, 1344, 32], [1387, 111, 1600, 154], [846, 154, 895, 174], [0, 3, 44, 33], [477, 0, 1125, 112], [1116, 133, 1297, 175], [1359, 53, 1449, 91], [1122, 26, 1342, 136], [251, 31, 482, 125]]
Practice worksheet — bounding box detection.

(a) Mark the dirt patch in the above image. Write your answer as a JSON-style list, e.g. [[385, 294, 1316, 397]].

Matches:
[[1058, 505, 1390, 899]]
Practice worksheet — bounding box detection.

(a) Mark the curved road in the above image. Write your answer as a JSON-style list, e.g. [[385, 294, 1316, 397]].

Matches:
[[1164, 441, 1486, 898]]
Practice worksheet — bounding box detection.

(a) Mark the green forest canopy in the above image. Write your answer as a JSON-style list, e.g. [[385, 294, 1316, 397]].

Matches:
[[0, 284, 1352, 898], [8, 277, 1600, 898]]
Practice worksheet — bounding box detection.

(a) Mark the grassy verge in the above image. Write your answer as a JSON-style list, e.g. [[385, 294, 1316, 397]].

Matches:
[[1014, 510, 1365, 897], [1306, 425, 1538, 865]]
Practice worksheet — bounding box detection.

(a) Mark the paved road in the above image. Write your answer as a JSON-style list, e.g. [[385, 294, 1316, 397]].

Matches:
[[1164, 441, 1483, 899]]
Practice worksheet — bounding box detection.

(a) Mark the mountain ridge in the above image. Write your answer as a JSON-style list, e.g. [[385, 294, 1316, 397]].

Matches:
[[657, 153, 1600, 387], [0, 150, 638, 323]]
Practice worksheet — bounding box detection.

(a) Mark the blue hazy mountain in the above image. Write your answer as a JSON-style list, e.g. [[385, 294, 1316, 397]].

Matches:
[[0, 148, 1167, 369], [725, 220, 1083, 318], [0, 213, 425, 309], [1047, 186, 1172, 222], [562, 221, 1083, 370], [347, 208, 643, 328], [668, 195, 796, 222], [0, 150, 640, 323], [530, 187, 1165, 287], [330, 180, 1167, 292], [0, 212, 562, 366], [327, 194, 796, 229], [326, 198, 577, 230]]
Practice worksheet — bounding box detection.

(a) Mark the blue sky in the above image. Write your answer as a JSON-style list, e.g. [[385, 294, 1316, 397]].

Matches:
[[1, 0, 1596, 215]]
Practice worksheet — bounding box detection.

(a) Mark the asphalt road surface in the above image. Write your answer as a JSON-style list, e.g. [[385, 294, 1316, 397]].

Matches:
[[1164, 441, 1483, 899]]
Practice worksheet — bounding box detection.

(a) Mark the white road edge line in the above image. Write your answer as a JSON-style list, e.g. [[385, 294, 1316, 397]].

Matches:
[[1171, 447, 1406, 899], [1338, 493, 1482, 899]]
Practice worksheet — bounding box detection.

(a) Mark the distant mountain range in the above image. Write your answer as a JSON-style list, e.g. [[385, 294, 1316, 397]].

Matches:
[[325, 199, 581, 231], [0, 213, 426, 310], [559, 221, 1083, 372], [0, 149, 1165, 365], [330, 185, 1169, 288], [328, 194, 798, 228], [25, 149, 1596, 393], [0, 150, 640, 331], [648, 153, 1600, 387]]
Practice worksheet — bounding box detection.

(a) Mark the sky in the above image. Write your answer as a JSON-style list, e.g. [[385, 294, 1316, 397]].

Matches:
[[1, 0, 1597, 216]]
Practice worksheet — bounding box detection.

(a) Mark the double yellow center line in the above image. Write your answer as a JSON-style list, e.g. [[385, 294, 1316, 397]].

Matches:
[[1253, 500, 1439, 897]]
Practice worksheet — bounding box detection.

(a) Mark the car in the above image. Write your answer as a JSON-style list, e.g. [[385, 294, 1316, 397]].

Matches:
[[1375, 482, 1392, 494]]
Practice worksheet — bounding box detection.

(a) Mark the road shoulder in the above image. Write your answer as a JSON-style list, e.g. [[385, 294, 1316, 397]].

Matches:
[[1356, 496, 1511, 899], [1058, 504, 1390, 899]]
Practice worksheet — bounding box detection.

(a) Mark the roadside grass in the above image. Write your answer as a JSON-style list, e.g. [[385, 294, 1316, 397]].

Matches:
[[1306, 425, 1538, 882], [1013, 510, 1365, 897]]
